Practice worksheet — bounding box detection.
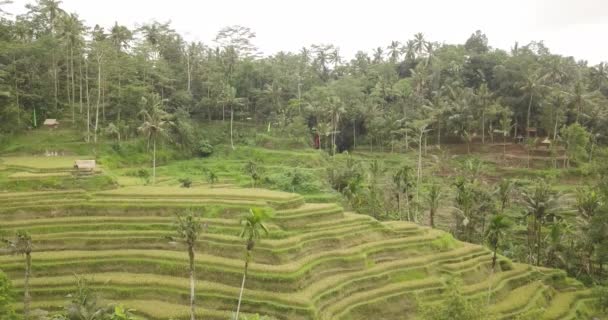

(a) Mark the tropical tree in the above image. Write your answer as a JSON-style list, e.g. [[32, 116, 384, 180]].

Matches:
[[486, 214, 511, 270], [175, 211, 204, 320], [520, 69, 544, 138], [425, 183, 442, 228], [221, 85, 246, 150], [521, 179, 560, 266], [234, 208, 271, 320], [138, 94, 172, 184], [2, 231, 32, 320], [496, 179, 515, 213], [393, 165, 415, 221], [475, 83, 492, 144]]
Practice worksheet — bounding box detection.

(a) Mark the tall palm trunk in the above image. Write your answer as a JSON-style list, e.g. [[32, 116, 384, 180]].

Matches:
[[85, 59, 91, 142], [430, 208, 435, 228], [230, 106, 235, 150], [526, 94, 533, 138], [71, 45, 76, 121], [481, 110, 485, 144], [24, 252, 31, 320], [94, 58, 101, 143], [152, 138, 157, 184], [235, 258, 249, 320], [437, 121, 441, 149], [188, 245, 196, 320]]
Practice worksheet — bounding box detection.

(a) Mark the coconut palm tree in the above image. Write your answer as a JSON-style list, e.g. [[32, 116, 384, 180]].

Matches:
[[393, 165, 415, 221], [175, 212, 204, 320], [521, 180, 560, 266], [486, 214, 511, 270], [220, 85, 246, 150], [413, 33, 426, 57], [495, 179, 515, 213], [138, 94, 173, 184], [2, 231, 32, 320], [475, 83, 493, 144], [386, 41, 401, 63], [425, 183, 442, 228], [520, 70, 545, 138], [234, 208, 271, 320]]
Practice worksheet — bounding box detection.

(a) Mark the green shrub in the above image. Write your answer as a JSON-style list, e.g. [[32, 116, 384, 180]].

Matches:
[[431, 234, 459, 251], [264, 169, 322, 194], [179, 177, 193, 188], [197, 140, 214, 157]]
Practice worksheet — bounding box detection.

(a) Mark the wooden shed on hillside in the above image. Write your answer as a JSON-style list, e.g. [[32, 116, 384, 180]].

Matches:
[[74, 160, 96, 171], [43, 119, 59, 129]]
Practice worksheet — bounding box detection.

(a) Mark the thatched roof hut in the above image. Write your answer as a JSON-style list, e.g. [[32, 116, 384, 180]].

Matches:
[[74, 160, 96, 171], [43, 119, 59, 128]]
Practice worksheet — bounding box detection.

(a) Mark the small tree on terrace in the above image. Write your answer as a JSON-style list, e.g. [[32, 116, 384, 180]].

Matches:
[[234, 208, 271, 320], [393, 165, 415, 221], [486, 214, 511, 271], [425, 183, 443, 228], [175, 211, 204, 320], [2, 231, 33, 320]]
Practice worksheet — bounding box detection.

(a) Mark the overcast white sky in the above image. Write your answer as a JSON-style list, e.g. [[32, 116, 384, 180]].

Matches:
[[4, 0, 607, 64]]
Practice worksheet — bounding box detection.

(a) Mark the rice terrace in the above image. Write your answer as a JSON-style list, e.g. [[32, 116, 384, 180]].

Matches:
[[1, 0, 608, 319]]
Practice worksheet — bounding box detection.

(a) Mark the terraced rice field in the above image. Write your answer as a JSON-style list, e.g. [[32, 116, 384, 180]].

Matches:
[[0, 162, 596, 319], [0, 185, 596, 320]]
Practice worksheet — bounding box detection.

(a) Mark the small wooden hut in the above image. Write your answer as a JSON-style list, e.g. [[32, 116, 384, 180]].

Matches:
[[74, 160, 96, 171], [43, 119, 59, 129]]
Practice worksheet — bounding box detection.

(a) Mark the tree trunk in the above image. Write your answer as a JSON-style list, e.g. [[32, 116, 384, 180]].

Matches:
[[430, 208, 435, 228], [353, 120, 356, 149], [437, 121, 441, 149], [235, 260, 249, 320], [397, 193, 401, 221], [71, 45, 76, 123], [152, 138, 157, 184], [85, 59, 91, 142], [230, 107, 235, 150], [94, 58, 101, 143], [79, 57, 83, 114], [53, 52, 58, 113], [188, 246, 196, 320], [482, 110, 485, 144], [536, 222, 542, 266], [186, 54, 192, 94], [526, 94, 533, 138], [24, 252, 31, 320]]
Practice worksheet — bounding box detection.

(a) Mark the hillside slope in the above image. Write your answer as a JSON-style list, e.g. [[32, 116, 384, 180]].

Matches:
[[0, 181, 597, 319]]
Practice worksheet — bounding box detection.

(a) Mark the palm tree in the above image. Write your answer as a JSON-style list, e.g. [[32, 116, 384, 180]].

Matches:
[[403, 40, 416, 62], [568, 78, 599, 123], [476, 83, 492, 144], [138, 94, 172, 184], [520, 70, 544, 138], [2, 231, 33, 320], [372, 47, 384, 64], [495, 179, 515, 213], [590, 62, 608, 91], [413, 33, 426, 57], [425, 183, 442, 228], [58, 13, 85, 122], [486, 215, 511, 270], [497, 111, 513, 163], [234, 208, 271, 320], [175, 212, 204, 320], [521, 180, 560, 266], [393, 165, 415, 221], [386, 41, 401, 63], [221, 85, 246, 150]]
